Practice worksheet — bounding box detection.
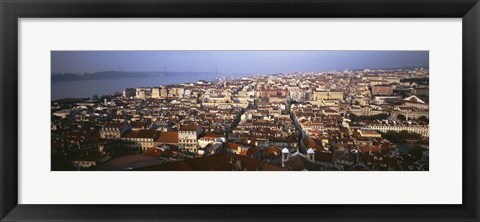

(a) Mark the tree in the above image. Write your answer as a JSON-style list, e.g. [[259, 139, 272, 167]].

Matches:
[[381, 130, 422, 143], [348, 113, 389, 122], [418, 116, 429, 123], [409, 145, 424, 160], [397, 114, 406, 121], [349, 113, 359, 122]]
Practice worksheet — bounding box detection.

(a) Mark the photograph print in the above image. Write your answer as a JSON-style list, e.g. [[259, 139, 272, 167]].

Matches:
[[51, 50, 429, 171]]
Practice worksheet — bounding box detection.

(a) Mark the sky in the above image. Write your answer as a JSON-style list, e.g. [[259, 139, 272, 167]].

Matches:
[[51, 51, 429, 74]]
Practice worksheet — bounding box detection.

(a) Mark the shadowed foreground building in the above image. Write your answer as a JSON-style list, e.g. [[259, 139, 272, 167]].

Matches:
[[132, 153, 285, 171]]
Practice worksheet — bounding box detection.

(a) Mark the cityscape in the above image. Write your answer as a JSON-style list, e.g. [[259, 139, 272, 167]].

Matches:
[[51, 51, 429, 171]]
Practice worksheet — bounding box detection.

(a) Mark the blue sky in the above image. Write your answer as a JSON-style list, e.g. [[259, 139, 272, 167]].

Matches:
[[51, 51, 428, 74]]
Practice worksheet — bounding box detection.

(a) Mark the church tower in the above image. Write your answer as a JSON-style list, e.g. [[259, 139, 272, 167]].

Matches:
[[307, 148, 315, 162], [281, 148, 290, 167]]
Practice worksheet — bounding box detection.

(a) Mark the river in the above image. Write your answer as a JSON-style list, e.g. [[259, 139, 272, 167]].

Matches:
[[51, 73, 250, 100]]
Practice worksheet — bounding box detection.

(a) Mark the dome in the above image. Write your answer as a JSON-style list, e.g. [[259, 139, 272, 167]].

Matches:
[[307, 148, 315, 154], [282, 148, 289, 153]]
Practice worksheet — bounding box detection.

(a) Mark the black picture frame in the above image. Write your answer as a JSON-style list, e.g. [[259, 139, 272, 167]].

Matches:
[[1, 0, 479, 221]]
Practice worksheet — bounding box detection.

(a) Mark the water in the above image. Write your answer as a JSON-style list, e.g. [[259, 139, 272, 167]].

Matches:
[[51, 73, 250, 100]]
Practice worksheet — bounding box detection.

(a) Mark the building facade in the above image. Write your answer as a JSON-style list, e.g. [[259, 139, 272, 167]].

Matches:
[[372, 85, 394, 95], [178, 124, 202, 153], [100, 122, 131, 139]]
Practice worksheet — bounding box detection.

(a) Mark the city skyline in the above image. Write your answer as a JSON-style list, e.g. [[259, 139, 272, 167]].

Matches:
[[51, 51, 429, 74], [51, 50, 429, 171]]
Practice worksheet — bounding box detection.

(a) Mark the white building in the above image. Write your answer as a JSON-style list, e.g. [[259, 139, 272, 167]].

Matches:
[[366, 123, 429, 137], [100, 122, 131, 139], [178, 124, 202, 153]]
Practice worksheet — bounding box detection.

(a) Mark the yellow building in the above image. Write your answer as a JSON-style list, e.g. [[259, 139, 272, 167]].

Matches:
[[313, 90, 343, 101], [151, 87, 160, 98]]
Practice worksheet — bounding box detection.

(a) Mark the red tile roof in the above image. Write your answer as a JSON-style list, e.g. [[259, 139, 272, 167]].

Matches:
[[315, 152, 333, 162], [95, 154, 163, 171], [304, 137, 323, 151], [130, 121, 150, 129], [122, 130, 157, 139], [155, 132, 179, 143], [359, 145, 381, 154], [204, 132, 224, 137], [134, 153, 285, 171], [283, 155, 318, 171], [246, 148, 262, 157], [104, 122, 127, 129], [144, 148, 164, 158], [134, 161, 194, 171], [264, 147, 281, 158], [223, 142, 241, 151], [180, 124, 198, 131]]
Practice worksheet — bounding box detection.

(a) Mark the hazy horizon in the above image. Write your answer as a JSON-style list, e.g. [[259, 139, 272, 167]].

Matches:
[[51, 50, 429, 74]]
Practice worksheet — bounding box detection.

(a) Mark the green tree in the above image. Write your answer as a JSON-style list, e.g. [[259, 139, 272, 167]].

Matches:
[[349, 113, 359, 122], [381, 130, 423, 143], [349, 113, 390, 122], [418, 116, 429, 123], [409, 145, 424, 160], [397, 114, 406, 121]]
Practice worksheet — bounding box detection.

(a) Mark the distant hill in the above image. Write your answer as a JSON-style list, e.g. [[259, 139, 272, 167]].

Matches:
[[51, 71, 215, 82], [351, 66, 429, 72]]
